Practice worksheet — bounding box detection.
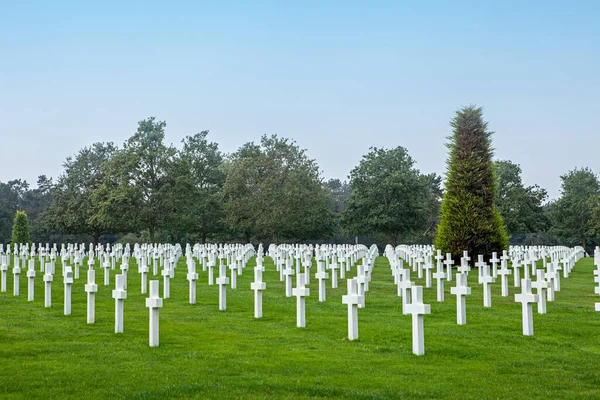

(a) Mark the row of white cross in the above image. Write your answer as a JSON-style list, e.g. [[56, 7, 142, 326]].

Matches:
[[0, 243, 378, 348], [0, 243, 588, 355], [384, 245, 585, 355], [594, 247, 600, 312]]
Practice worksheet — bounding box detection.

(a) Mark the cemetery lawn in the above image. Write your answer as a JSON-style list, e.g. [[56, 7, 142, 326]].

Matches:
[[1, 256, 600, 400]]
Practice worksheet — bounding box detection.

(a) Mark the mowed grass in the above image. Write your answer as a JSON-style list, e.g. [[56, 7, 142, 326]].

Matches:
[[1, 254, 600, 400]]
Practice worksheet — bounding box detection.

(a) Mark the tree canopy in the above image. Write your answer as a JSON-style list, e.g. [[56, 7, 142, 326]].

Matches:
[[550, 167, 600, 250], [341, 146, 440, 246], [11, 210, 30, 245], [494, 160, 549, 237], [223, 135, 335, 243], [435, 106, 508, 258]]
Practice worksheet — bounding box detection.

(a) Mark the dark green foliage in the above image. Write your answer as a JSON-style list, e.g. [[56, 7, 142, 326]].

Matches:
[[550, 167, 600, 250], [11, 210, 30, 245], [169, 131, 226, 243], [43, 143, 117, 245], [494, 160, 549, 237], [342, 146, 440, 246], [435, 106, 507, 258], [101, 118, 177, 243], [223, 135, 335, 243]]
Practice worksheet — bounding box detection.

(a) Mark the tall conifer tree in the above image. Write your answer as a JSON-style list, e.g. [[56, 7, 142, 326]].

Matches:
[[11, 210, 30, 245], [435, 106, 507, 258]]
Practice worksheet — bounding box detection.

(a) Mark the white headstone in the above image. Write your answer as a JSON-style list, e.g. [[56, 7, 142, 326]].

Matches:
[[112, 274, 127, 333], [85, 269, 98, 324], [63, 266, 73, 315], [433, 260, 445, 302], [0, 259, 7, 293], [251, 266, 266, 318], [44, 269, 53, 308], [27, 259, 36, 302], [315, 261, 329, 302], [162, 266, 171, 299], [531, 270, 548, 314], [283, 260, 294, 297], [342, 278, 363, 341], [451, 272, 471, 325], [404, 286, 431, 356], [397, 268, 413, 314], [216, 261, 230, 311], [187, 263, 198, 305], [292, 273, 310, 328], [13, 261, 21, 297], [479, 264, 495, 308], [444, 253, 454, 281], [498, 257, 512, 297], [515, 278, 538, 336], [146, 280, 163, 347]]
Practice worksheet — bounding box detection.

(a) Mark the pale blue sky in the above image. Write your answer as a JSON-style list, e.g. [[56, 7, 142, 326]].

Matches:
[[1, 0, 598, 199]]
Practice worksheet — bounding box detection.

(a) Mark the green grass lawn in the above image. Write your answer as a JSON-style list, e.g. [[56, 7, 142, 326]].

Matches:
[[1, 255, 599, 399]]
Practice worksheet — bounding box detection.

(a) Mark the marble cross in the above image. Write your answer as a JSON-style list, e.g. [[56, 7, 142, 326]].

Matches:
[[515, 278, 539, 336], [146, 280, 163, 347], [531, 270, 548, 314], [292, 273, 310, 328], [112, 274, 127, 334], [342, 278, 363, 341], [85, 269, 98, 324], [251, 266, 266, 318], [405, 286, 431, 356], [451, 272, 471, 325], [63, 266, 73, 316]]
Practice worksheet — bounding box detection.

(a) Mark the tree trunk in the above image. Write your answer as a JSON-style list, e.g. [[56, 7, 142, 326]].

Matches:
[[92, 233, 100, 248], [150, 227, 155, 245], [201, 232, 207, 244], [391, 232, 398, 247]]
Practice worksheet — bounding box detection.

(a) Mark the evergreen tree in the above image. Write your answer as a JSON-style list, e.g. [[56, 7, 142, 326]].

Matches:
[[11, 210, 30, 245], [435, 106, 507, 258]]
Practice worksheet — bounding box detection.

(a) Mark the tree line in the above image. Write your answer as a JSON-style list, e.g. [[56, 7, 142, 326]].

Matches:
[[1, 115, 599, 251]]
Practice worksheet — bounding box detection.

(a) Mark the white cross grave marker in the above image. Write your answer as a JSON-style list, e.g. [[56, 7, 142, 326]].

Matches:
[[405, 286, 431, 356], [44, 267, 53, 308], [433, 259, 446, 302], [283, 260, 295, 297], [187, 263, 198, 304], [13, 260, 21, 297], [479, 263, 495, 308], [1, 259, 7, 292], [146, 280, 163, 347], [397, 268, 413, 314], [102, 261, 110, 286], [451, 272, 471, 325], [515, 278, 539, 336], [531, 270, 548, 314], [85, 269, 98, 324], [27, 259, 36, 302], [444, 253, 454, 282], [498, 258, 512, 297], [112, 274, 127, 333], [63, 266, 73, 315], [216, 261, 230, 311], [342, 278, 363, 340], [251, 266, 266, 318], [162, 265, 171, 299], [315, 261, 329, 302], [292, 273, 310, 328]]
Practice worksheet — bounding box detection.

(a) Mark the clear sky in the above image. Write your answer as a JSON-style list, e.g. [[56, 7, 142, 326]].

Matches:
[[1, 0, 598, 199]]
